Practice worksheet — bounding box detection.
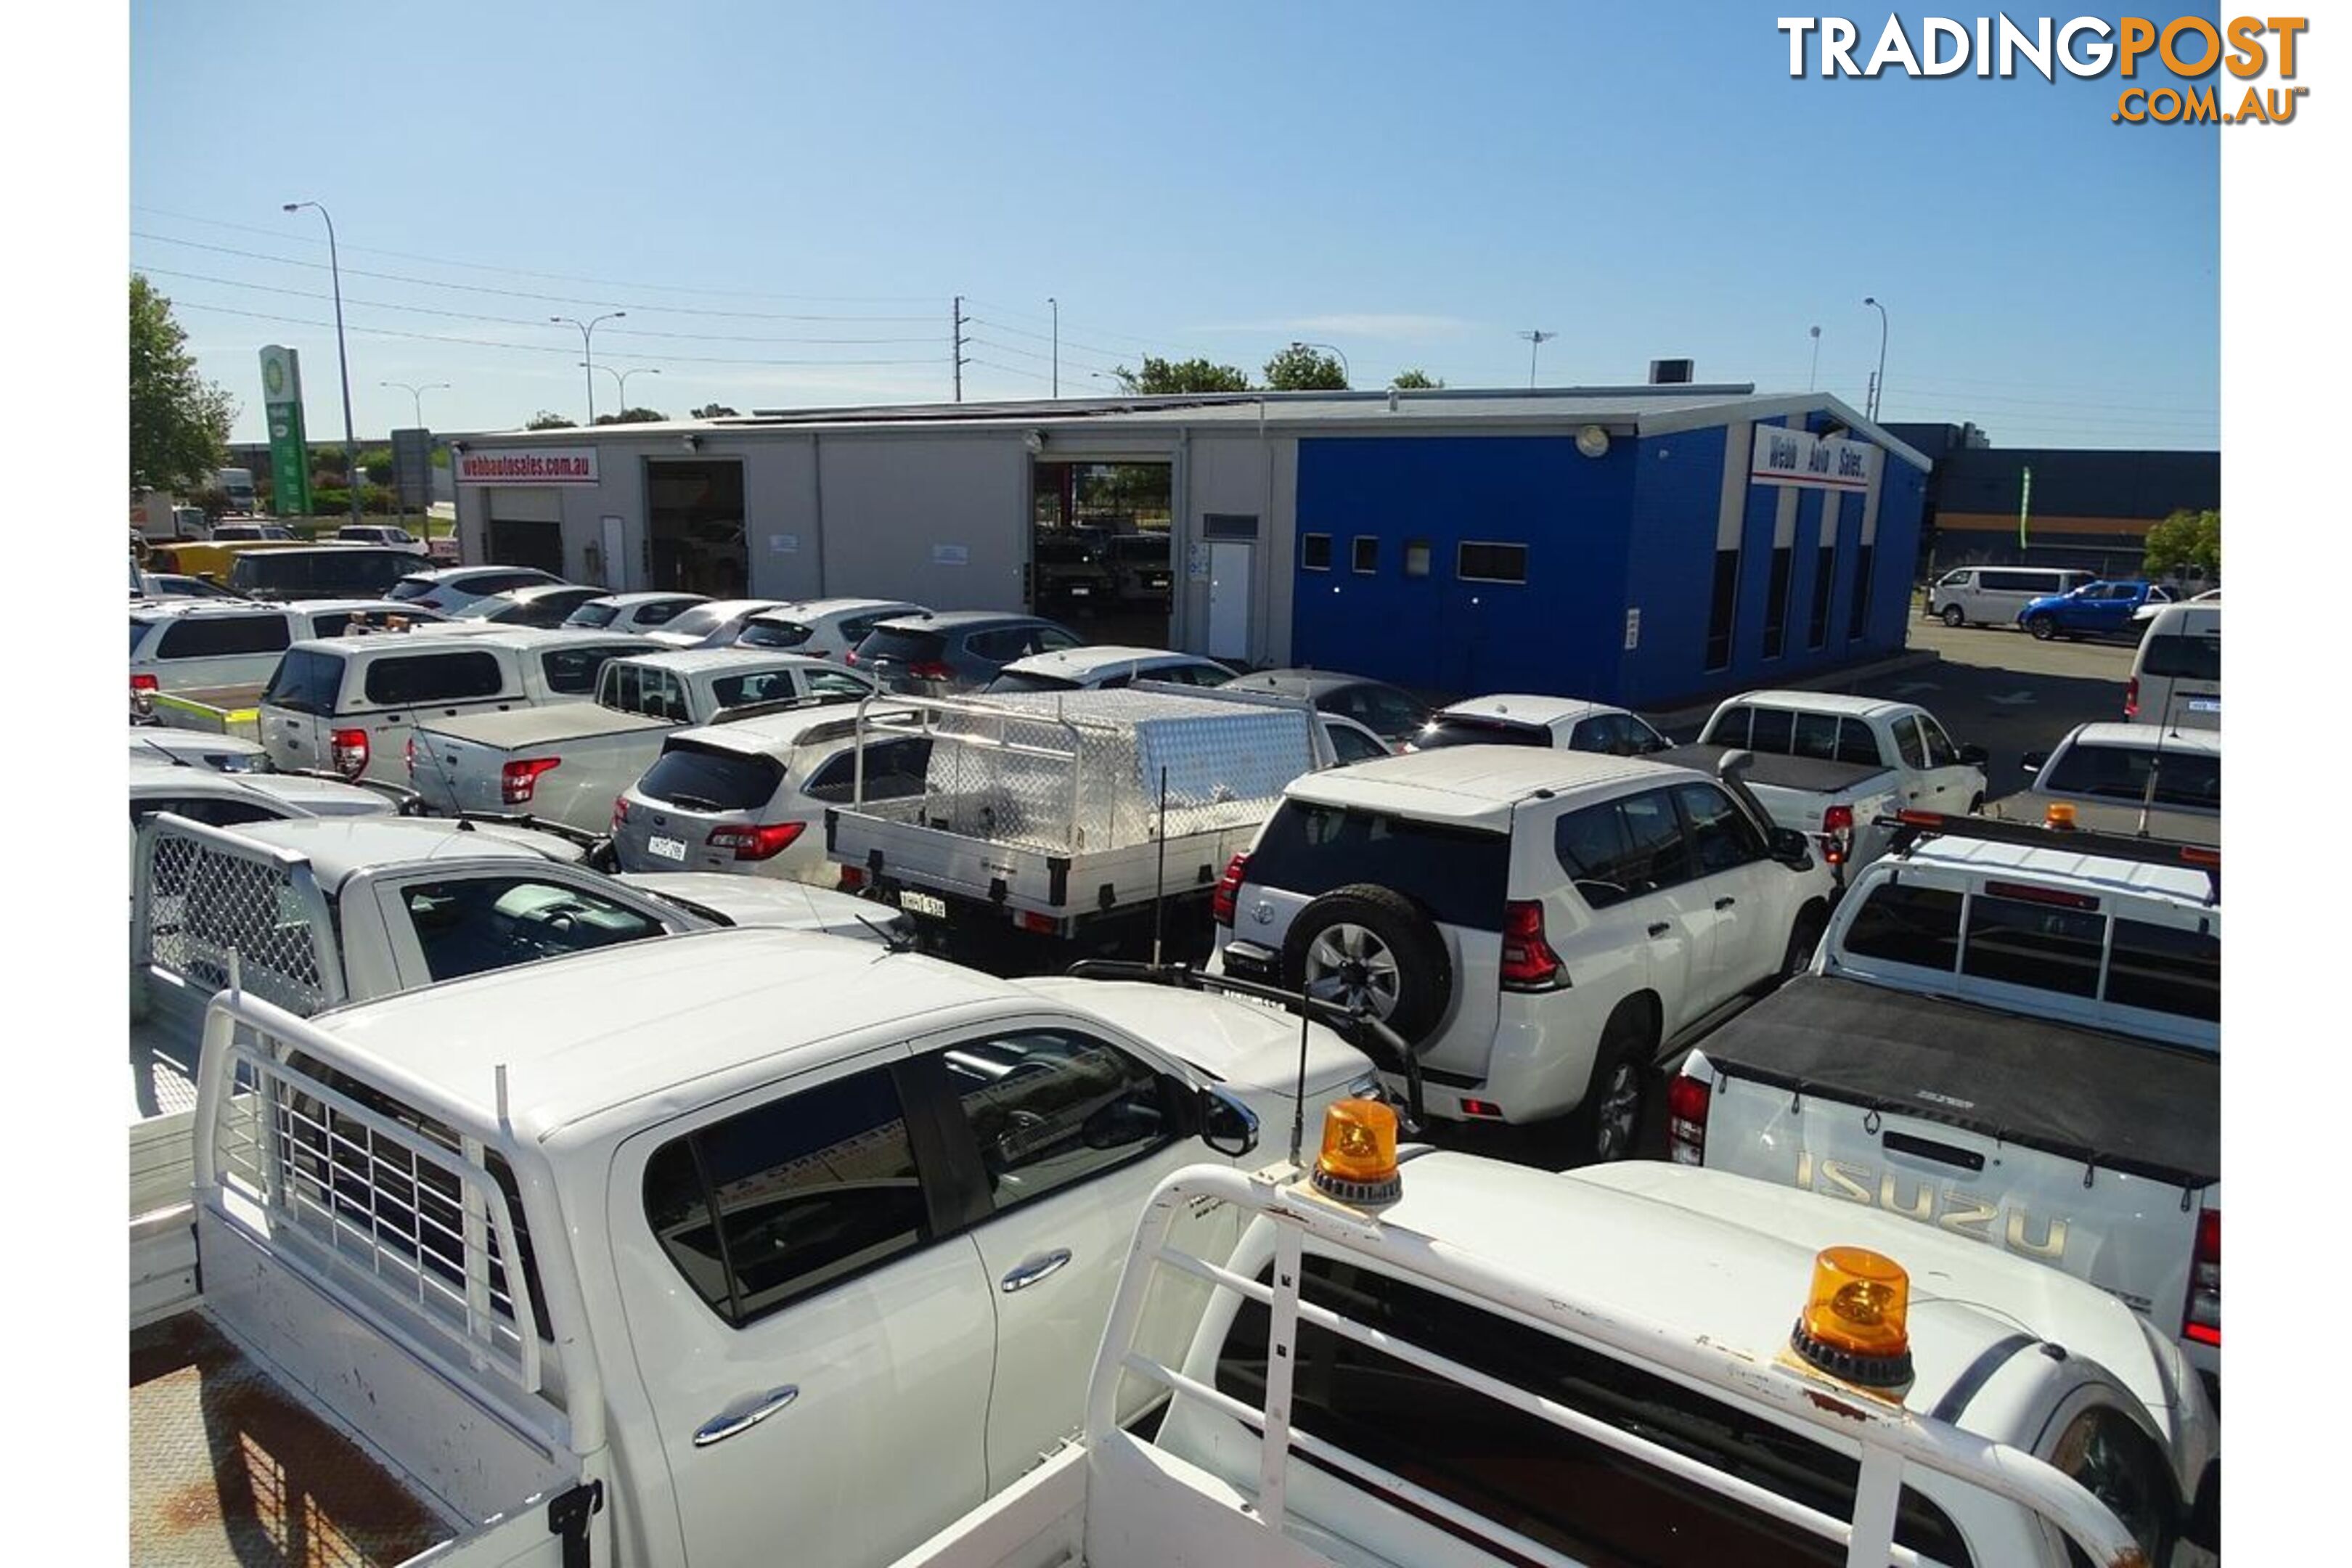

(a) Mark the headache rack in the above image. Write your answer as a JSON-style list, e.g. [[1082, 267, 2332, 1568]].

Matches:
[[1880, 808, 2218, 905]]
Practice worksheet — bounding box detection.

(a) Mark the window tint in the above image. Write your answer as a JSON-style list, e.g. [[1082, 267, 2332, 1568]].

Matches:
[[1409, 715, 1549, 751], [1703, 705, 1752, 747], [155, 614, 290, 660], [799, 736, 932, 804], [1961, 893, 2104, 997], [739, 618, 814, 649], [710, 670, 804, 711], [1352, 536, 1379, 573], [1213, 1257, 1973, 1568], [1838, 883, 1962, 970], [1834, 718, 1881, 767], [1675, 783, 1766, 875], [1553, 790, 1691, 907], [1247, 804, 1509, 931], [2141, 630, 2221, 682], [1848, 544, 1875, 638], [2106, 920, 2219, 1021], [1918, 716, 1960, 768], [1808, 546, 1837, 649], [857, 626, 948, 663], [387, 576, 438, 603], [542, 645, 624, 696], [564, 602, 621, 628], [131, 618, 155, 657], [2041, 743, 2220, 809], [1034, 626, 1083, 653], [1457, 541, 1527, 584], [638, 742, 783, 812], [1751, 706, 1796, 754], [943, 1031, 1174, 1210], [804, 669, 873, 699], [1794, 712, 1842, 761], [362, 651, 505, 706], [1893, 718, 1928, 769], [264, 648, 344, 714], [642, 1065, 929, 1328], [1347, 686, 1428, 739], [987, 671, 1082, 694], [1300, 534, 1333, 571], [608, 663, 690, 720], [399, 877, 665, 984], [636, 598, 692, 627], [1762, 545, 1793, 658], [966, 628, 1030, 663]]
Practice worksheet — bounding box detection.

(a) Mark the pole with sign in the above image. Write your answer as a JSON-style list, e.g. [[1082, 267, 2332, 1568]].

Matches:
[[2018, 465, 2033, 552], [259, 346, 313, 520]]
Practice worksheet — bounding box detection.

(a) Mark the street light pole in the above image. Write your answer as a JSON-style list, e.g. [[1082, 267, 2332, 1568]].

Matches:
[[582, 362, 660, 412], [1289, 340, 1350, 388], [1519, 329, 1558, 388], [380, 379, 449, 430], [284, 200, 361, 525], [1048, 297, 1058, 397], [1862, 297, 1889, 420], [553, 311, 627, 422], [1807, 326, 1822, 393]]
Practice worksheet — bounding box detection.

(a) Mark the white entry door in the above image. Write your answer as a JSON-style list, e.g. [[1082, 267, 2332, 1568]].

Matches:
[[1207, 541, 1251, 661], [599, 514, 626, 589]]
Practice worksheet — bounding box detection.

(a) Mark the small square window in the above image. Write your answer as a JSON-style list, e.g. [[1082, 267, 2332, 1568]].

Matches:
[[1403, 539, 1432, 578], [1301, 533, 1333, 571], [1457, 542, 1528, 584], [1352, 536, 1379, 573]]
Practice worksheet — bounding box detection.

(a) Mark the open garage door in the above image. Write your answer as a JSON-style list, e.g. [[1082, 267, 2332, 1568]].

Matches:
[[483, 487, 565, 575], [1031, 460, 1172, 645], [648, 460, 748, 596]]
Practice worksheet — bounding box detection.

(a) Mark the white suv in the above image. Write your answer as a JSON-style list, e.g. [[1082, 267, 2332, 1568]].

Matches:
[[1208, 746, 1835, 1162]]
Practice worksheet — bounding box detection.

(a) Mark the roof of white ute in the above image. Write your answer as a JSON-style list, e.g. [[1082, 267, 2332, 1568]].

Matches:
[[1434, 693, 1625, 728], [216, 816, 561, 888], [1516, 1161, 2179, 1427], [1900, 834, 2216, 905], [2058, 722, 2221, 756], [1720, 689, 1912, 720], [310, 928, 1033, 1135], [616, 647, 838, 674], [1282, 745, 1667, 828], [129, 764, 395, 815]]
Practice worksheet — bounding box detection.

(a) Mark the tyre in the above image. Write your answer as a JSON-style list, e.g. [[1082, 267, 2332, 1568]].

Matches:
[[1559, 1003, 1656, 1167], [1776, 904, 1829, 986], [1280, 883, 1453, 1046], [2028, 614, 2057, 641], [1967, 793, 1985, 814], [1940, 604, 1965, 628]]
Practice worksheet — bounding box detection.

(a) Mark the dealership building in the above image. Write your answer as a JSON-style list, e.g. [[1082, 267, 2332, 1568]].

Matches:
[[451, 384, 1930, 709]]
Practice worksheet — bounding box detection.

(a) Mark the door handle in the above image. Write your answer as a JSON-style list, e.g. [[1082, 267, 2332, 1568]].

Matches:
[[1646, 921, 1671, 938], [1713, 897, 1736, 911], [1000, 1249, 1074, 1293], [693, 1385, 800, 1447]]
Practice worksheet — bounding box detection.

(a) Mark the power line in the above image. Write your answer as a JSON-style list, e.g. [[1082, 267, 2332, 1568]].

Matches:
[[965, 358, 1052, 383]]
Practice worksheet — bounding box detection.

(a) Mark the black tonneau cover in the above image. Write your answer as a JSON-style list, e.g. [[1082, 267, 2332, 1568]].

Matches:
[[1704, 975, 2218, 1187], [1655, 743, 1889, 798]]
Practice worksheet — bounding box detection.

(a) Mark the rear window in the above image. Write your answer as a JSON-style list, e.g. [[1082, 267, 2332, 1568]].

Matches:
[[564, 602, 621, 628], [542, 645, 626, 696], [2140, 629, 2221, 682], [799, 737, 934, 803], [1410, 715, 1550, 751], [1246, 802, 1510, 931], [2105, 919, 2220, 1021], [2041, 743, 2220, 809], [387, 576, 438, 602], [856, 626, 948, 663], [738, 618, 813, 649], [637, 741, 784, 812], [1961, 893, 2104, 998], [153, 614, 290, 660], [986, 671, 1081, 693], [1839, 883, 1964, 969], [362, 650, 507, 706], [709, 670, 807, 711], [264, 648, 346, 715]]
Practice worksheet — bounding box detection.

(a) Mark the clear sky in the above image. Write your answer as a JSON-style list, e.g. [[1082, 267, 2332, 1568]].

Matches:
[[129, 1, 2218, 449]]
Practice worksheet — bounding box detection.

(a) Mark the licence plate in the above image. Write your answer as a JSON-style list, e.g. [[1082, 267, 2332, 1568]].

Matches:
[[899, 890, 948, 920], [646, 834, 688, 862], [1069, 586, 1090, 597], [2186, 698, 2220, 714]]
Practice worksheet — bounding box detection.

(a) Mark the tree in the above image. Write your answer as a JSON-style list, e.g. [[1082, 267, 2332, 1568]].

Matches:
[[2142, 507, 2220, 579], [1111, 356, 1253, 394], [356, 445, 393, 485], [1391, 368, 1444, 389], [129, 274, 235, 496], [1262, 345, 1349, 391], [593, 407, 669, 425], [526, 410, 578, 430], [691, 402, 740, 418]]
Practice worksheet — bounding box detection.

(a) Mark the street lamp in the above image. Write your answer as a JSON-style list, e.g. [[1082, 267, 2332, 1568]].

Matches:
[[1519, 329, 1558, 388], [1289, 339, 1350, 388], [552, 311, 627, 422], [380, 380, 449, 429], [284, 200, 361, 525], [1862, 297, 1889, 420], [1048, 297, 1058, 398], [1807, 327, 1822, 393], [581, 362, 659, 412]]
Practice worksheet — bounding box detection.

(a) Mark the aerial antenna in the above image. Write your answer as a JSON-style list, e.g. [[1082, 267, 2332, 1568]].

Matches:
[[1148, 764, 1169, 968]]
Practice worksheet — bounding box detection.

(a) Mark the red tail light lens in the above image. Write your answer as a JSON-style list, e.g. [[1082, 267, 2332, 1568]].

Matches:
[[1211, 853, 1250, 926], [1499, 899, 1564, 990], [838, 865, 866, 891], [707, 820, 806, 862], [909, 659, 955, 682], [501, 756, 561, 805], [404, 737, 417, 777], [2123, 675, 2139, 720], [611, 795, 630, 830], [2185, 1209, 2219, 1347], [1821, 803, 1855, 866], [131, 672, 160, 693], [330, 727, 369, 779], [1666, 1074, 1710, 1165]]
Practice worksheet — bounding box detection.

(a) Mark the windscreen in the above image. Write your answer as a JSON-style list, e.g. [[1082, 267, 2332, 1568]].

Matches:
[[637, 741, 784, 812], [1409, 716, 1550, 751], [564, 602, 621, 628], [855, 627, 947, 663], [738, 619, 814, 649], [1246, 801, 1510, 931], [2041, 743, 2220, 809]]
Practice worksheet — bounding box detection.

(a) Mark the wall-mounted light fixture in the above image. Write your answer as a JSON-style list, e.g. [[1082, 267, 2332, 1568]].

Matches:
[[1024, 430, 1047, 454], [682, 433, 703, 452]]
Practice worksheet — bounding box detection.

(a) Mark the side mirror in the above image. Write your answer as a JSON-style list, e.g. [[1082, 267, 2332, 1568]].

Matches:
[[2018, 750, 2046, 775], [1958, 743, 1990, 767], [1198, 1085, 1260, 1159], [1768, 827, 1813, 868]]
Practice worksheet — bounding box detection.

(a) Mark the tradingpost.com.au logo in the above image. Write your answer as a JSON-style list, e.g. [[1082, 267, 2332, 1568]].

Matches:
[[1776, 15, 2308, 123]]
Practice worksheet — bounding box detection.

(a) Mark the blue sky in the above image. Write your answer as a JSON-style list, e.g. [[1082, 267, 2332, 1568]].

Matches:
[[129, 1, 2218, 449]]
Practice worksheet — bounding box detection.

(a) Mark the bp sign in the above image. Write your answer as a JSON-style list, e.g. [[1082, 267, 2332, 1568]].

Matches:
[[259, 345, 313, 519]]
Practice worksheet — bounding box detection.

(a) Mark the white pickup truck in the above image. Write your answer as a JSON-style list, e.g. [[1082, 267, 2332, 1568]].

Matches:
[[1662, 691, 1987, 879], [885, 1106, 2216, 1568], [406, 648, 878, 830], [128, 928, 1381, 1568], [1671, 809, 2222, 1396]]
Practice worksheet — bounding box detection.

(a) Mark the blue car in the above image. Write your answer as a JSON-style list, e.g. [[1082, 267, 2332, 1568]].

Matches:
[[2017, 579, 2175, 641]]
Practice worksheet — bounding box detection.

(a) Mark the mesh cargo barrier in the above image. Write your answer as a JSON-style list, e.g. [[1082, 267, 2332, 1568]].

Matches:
[[142, 828, 332, 1015]]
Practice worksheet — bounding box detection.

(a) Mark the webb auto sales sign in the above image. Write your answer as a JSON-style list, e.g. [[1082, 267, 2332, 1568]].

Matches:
[[456, 448, 600, 486]]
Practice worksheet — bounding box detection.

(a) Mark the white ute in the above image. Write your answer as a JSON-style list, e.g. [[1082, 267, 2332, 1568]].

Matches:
[[128, 930, 1379, 1568], [887, 1101, 2216, 1568]]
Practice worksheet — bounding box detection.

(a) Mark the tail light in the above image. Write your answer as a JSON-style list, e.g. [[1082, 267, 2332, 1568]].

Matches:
[[1821, 803, 1855, 866], [330, 727, 369, 778], [131, 672, 160, 693], [501, 756, 561, 804], [1666, 1074, 1710, 1165], [1014, 910, 1058, 935], [1499, 899, 1564, 990], [404, 737, 417, 777], [611, 795, 630, 830], [2184, 1209, 2218, 1347], [707, 820, 806, 862], [910, 659, 955, 682], [1211, 853, 1250, 926], [843, 648, 861, 665], [838, 865, 866, 891], [2124, 674, 2140, 720]]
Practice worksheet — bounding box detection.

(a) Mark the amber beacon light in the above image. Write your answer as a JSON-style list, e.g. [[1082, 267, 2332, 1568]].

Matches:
[[1790, 1246, 1914, 1390], [1310, 1098, 1402, 1205]]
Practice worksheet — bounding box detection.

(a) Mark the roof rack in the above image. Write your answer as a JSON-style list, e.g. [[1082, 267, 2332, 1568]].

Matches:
[[1877, 808, 2218, 904]]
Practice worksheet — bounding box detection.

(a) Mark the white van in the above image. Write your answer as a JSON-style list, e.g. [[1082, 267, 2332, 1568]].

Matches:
[[2128, 600, 2220, 731], [1927, 565, 2096, 628]]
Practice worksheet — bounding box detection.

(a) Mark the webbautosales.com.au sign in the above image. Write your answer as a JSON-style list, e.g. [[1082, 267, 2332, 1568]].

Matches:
[[455, 449, 600, 485]]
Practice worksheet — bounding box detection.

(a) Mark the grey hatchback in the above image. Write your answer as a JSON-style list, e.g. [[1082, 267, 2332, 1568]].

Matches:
[[845, 611, 1083, 695]]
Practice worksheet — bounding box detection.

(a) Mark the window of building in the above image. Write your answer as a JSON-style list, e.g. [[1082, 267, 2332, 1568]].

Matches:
[[1704, 549, 1739, 671], [1457, 542, 1528, 584], [1847, 544, 1874, 639], [1300, 533, 1333, 571], [1402, 539, 1432, 578], [1352, 536, 1380, 574], [1808, 546, 1837, 649], [1202, 513, 1259, 540], [1761, 547, 1794, 659]]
